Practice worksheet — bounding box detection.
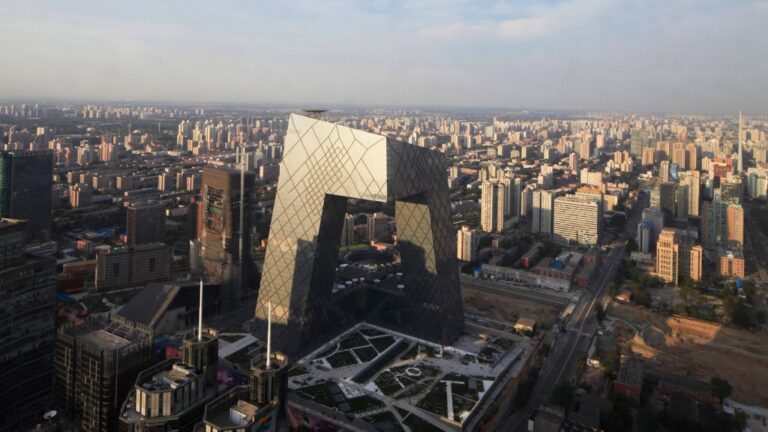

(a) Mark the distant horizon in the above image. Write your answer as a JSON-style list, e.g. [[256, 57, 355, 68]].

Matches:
[[0, 98, 763, 118], [1, 1, 767, 115]]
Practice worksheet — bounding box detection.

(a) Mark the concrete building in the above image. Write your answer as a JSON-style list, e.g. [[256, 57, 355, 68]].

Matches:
[[679, 171, 701, 217], [55, 316, 154, 432], [456, 225, 479, 262], [651, 182, 677, 220], [201, 166, 255, 311], [119, 326, 219, 432], [0, 219, 56, 431], [95, 243, 170, 290], [126, 201, 166, 246], [718, 245, 745, 279], [553, 194, 603, 247], [0, 150, 54, 242], [656, 228, 703, 285], [481, 179, 509, 233], [702, 200, 743, 247], [69, 183, 93, 208], [532, 189, 562, 236], [637, 220, 653, 254]]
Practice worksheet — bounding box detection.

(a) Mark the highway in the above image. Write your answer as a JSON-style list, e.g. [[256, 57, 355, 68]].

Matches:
[[496, 193, 646, 432]]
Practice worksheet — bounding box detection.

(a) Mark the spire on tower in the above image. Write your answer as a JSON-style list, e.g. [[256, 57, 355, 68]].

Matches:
[[198, 278, 204, 342]]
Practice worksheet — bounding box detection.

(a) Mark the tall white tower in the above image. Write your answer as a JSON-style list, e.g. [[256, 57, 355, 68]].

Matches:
[[738, 111, 744, 173]]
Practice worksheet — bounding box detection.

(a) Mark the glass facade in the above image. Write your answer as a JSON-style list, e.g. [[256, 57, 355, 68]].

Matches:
[[255, 114, 463, 356]]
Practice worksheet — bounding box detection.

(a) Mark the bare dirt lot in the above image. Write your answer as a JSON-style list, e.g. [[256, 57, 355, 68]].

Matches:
[[462, 287, 563, 329], [611, 303, 768, 405]]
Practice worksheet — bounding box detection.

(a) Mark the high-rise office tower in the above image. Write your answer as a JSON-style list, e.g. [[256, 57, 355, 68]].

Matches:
[[552, 194, 603, 246], [254, 114, 463, 356], [651, 182, 677, 221], [0, 219, 56, 432], [126, 201, 166, 246], [656, 228, 703, 285], [0, 150, 53, 242], [55, 316, 154, 432], [119, 289, 219, 432], [630, 129, 653, 157], [201, 166, 255, 311], [456, 225, 479, 262]]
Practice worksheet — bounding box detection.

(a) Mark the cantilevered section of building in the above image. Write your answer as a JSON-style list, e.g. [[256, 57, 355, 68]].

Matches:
[[255, 114, 463, 356]]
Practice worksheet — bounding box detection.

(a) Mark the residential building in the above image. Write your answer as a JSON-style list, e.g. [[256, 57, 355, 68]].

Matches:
[[456, 225, 479, 262], [656, 228, 703, 284], [718, 245, 745, 279], [553, 194, 603, 247]]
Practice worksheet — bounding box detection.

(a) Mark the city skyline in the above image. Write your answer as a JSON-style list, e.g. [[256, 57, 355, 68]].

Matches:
[[1, 0, 767, 114]]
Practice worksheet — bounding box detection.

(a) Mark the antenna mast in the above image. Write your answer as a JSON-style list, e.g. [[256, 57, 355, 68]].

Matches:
[[198, 278, 204, 341], [266, 302, 272, 368]]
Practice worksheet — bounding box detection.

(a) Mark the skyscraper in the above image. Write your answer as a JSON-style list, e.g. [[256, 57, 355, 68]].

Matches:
[[55, 316, 154, 432], [126, 201, 166, 246], [0, 219, 56, 432], [0, 150, 53, 242], [481, 180, 508, 233], [254, 114, 463, 356], [630, 129, 653, 158], [201, 166, 255, 311]]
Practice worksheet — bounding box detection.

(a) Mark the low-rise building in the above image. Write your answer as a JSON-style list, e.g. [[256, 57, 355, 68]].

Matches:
[[718, 245, 745, 279]]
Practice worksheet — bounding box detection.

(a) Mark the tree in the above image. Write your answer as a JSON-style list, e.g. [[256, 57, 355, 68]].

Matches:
[[550, 381, 574, 409], [596, 303, 607, 322], [711, 376, 732, 403]]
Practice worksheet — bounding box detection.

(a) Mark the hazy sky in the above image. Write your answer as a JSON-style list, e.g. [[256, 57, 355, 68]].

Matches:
[[1, 0, 766, 113]]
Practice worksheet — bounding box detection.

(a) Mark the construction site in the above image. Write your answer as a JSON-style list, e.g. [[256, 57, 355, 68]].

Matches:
[[611, 303, 768, 406]]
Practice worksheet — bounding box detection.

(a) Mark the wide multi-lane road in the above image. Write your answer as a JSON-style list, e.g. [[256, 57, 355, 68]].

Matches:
[[496, 193, 646, 432]]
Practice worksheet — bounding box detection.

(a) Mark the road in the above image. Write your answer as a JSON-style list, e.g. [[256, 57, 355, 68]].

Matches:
[[496, 193, 646, 432]]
